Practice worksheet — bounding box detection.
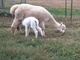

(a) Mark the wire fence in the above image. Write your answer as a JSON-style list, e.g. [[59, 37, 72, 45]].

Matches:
[[0, 0, 26, 8], [0, 0, 80, 19]]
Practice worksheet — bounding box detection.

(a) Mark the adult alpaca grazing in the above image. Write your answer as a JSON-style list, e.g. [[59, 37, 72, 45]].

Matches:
[[10, 4, 66, 36], [22, 17, 44, 38]]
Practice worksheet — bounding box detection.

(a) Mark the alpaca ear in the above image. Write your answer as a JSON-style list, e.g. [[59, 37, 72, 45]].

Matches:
[[60, 22, 63, 25]]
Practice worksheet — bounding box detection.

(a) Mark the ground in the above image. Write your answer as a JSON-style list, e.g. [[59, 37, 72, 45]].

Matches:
[[0, 15, 80, 60]]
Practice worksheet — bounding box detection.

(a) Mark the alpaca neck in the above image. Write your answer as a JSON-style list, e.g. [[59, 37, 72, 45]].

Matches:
[[49, 15, 60, 29]]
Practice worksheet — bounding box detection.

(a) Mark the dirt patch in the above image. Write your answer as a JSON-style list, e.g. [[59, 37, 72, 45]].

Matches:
[[0, 16, 13, 21]]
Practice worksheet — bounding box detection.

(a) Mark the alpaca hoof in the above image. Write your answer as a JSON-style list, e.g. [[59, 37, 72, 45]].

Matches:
[[25, 35, 28, 37]]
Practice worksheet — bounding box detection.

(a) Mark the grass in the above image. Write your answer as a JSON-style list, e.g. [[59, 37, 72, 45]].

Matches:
[[0, 8, 10, 13], [0, 8, 80, 60], [46, 8, 80, 17]]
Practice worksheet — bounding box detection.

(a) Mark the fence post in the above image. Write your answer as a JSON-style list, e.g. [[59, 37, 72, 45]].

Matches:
[[70, 0, 73, 21], [1, 0, 4, 8], [65, 0, 67, 18]]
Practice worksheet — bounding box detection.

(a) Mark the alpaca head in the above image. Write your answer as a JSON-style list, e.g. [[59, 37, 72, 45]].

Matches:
[[57, 22, 66, 33]]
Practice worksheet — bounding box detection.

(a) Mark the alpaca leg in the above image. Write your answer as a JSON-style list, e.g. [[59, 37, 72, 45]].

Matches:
[[32, 28, 38, 38], [39, 22, 46, 37], [11, 8, 23, 34], [27, 27, 30, 36], [25, 26, 29, 37], [18, 23, 23, 33], [11, 18, 18, 35], [25, 29, 28, 37], [11, 27, 17, 35], [16, 20, 23, 33], [37, 26, 44, 37]]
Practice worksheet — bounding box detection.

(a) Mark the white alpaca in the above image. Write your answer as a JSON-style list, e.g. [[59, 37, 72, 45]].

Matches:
[[10, 4, 66, 35], [22, 17, 44, 38]]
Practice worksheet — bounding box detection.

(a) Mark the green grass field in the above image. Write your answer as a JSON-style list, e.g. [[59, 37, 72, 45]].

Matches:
[[0, 8, 80, 60]]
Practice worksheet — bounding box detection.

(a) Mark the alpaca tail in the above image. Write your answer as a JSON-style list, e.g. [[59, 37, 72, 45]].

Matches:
[[10, 4, 20, 15]]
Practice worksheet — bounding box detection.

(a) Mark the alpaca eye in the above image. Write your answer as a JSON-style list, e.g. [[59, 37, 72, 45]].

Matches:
[[62, 28, 64, 30]]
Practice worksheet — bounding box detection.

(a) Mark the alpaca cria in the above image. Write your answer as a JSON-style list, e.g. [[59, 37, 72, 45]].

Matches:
[[22, 17, 44, 38], [10, 4, 66, 35]]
